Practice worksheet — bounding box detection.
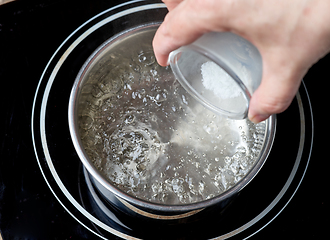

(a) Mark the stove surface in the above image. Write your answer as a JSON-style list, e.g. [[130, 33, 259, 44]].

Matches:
[[0, 0, 328, 239]]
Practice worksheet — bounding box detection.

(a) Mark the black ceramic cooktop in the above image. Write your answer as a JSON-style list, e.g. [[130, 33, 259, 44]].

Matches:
[[0, 0, 328, 239]]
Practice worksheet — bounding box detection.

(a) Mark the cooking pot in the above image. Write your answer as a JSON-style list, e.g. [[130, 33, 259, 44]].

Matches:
[[68, 2, 275, 221]]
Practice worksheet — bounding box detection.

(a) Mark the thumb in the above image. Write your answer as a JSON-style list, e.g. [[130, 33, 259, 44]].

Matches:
[[248, 62, 303, 123]]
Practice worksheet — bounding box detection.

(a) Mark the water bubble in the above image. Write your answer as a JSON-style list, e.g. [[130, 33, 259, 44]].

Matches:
[[182, 95, 188, 105]]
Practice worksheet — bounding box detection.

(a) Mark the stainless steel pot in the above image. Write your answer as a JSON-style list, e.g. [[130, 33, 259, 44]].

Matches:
[[69, 3, 275, 221]]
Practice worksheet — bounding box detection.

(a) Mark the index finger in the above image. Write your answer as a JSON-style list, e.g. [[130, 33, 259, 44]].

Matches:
[[153, 1, 209, 66], [153, 0, 229, 66], [163, 0, 184, 11]]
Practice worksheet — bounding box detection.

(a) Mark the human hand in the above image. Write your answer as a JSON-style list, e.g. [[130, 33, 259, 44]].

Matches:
[[153, 0, 330, 123]]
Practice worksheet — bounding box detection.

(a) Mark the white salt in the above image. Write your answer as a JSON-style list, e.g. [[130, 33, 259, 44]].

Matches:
[[201, 61, 241, 99]]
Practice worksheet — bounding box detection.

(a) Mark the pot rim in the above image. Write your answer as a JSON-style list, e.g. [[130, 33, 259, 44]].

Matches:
[[68, 23, 276, 212]]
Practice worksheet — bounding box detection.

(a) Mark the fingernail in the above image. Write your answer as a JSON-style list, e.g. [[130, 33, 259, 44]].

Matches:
[[248, 113, 270, 124]]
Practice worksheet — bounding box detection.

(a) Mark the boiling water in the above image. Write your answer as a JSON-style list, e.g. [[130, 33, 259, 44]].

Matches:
[[77, 27, 266, 205]]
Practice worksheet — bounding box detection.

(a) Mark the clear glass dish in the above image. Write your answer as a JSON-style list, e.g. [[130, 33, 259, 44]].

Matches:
[[169, 32, 262, 119]]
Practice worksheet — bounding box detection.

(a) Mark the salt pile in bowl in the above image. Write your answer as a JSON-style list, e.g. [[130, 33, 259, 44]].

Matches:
[[201, 61, 242, 99]]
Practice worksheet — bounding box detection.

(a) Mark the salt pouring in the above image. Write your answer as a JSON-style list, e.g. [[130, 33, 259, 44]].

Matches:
[[168, 32, 262, 120]]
